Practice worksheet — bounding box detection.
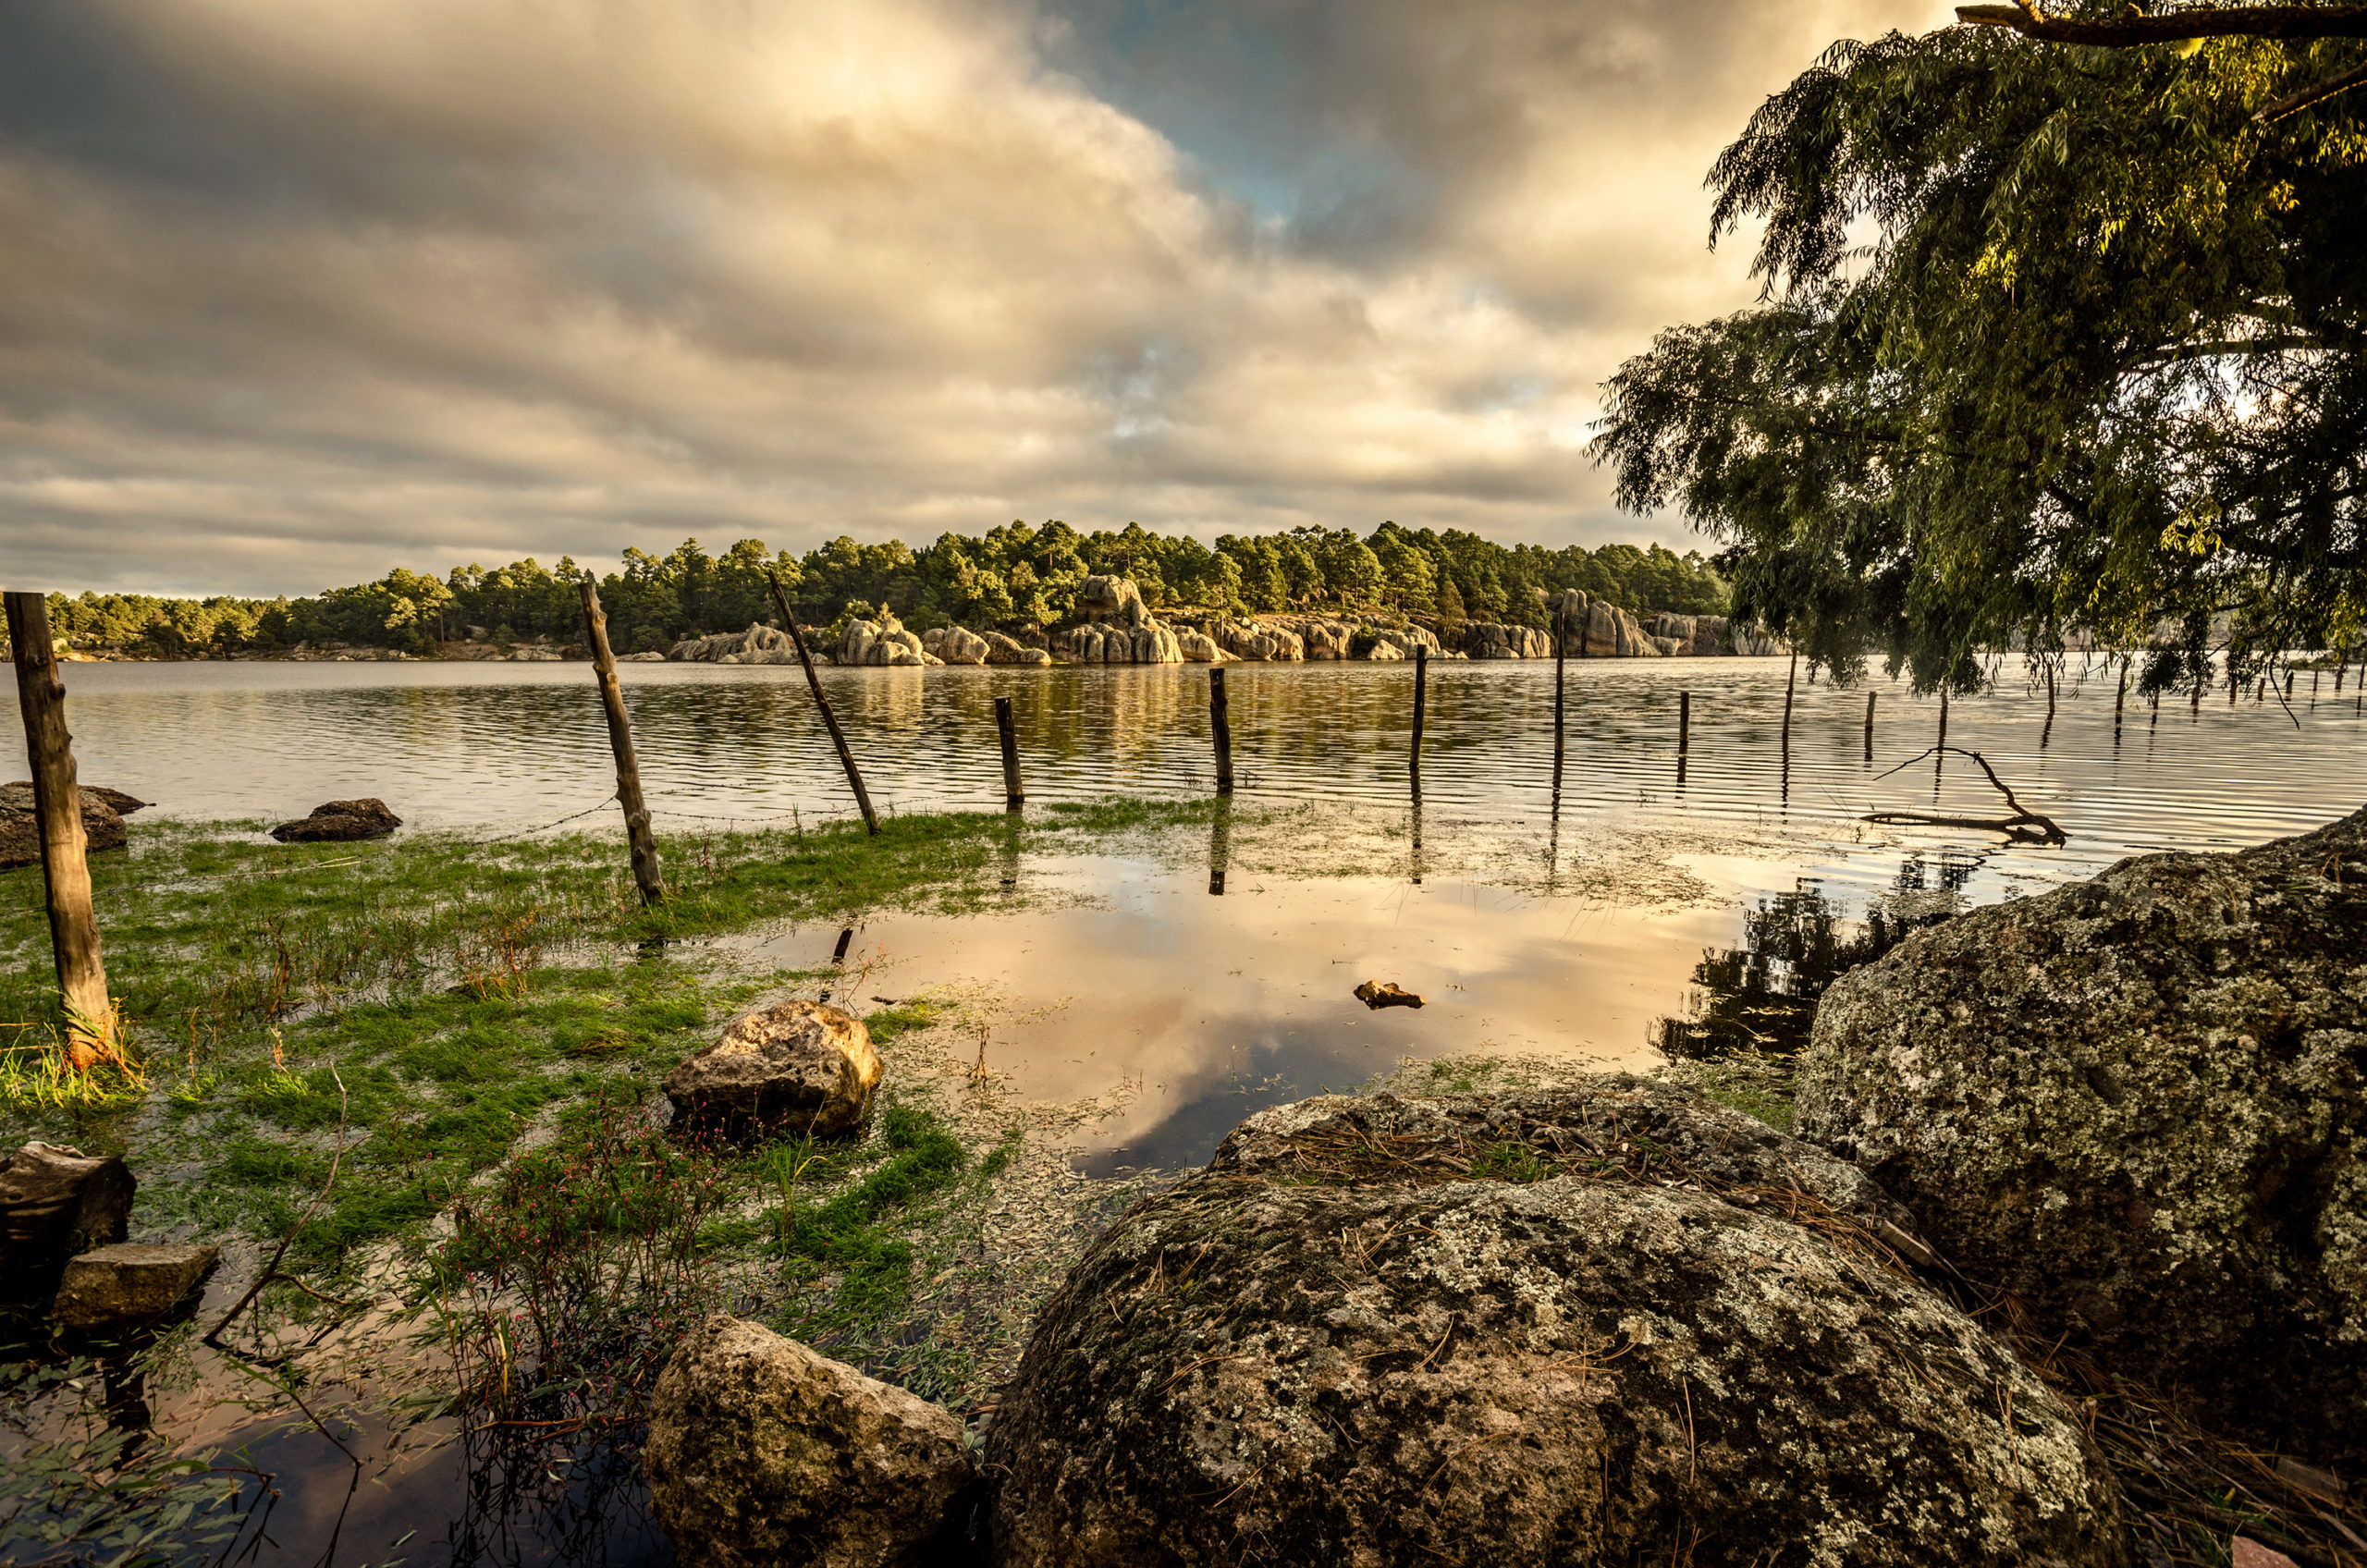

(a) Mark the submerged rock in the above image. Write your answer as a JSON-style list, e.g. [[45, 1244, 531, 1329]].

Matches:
[[664, 999, 882, 1140], [988, 1078, 2127, 1568], [647, 1315, 975, 1568], [1, 1143, 135, 1290], [1351, 980, 1423, 1009], [1798, 804, 2367, 1457], [55, 1243, 218, 1331], [269, 799, 401, 842]]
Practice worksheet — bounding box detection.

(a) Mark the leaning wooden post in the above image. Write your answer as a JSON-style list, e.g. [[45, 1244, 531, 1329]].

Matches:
[[2114, 660, 2128, 744], [6, 593, 119, 1070], [1410, 644, 1428, 785], [1780, 649, 1797, 754], [766, 571, 878, 836], [1208, 668, 1235, 794], [577, 582, 666, 904], [995, 695, 1024, 810], [1863, 692, 1876, 762], [2041, 663, 2057, 749]]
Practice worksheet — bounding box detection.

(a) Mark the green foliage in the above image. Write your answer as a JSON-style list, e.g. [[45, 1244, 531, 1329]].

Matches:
[[21, 522, 1727, 659], [0, 1360, 247, 1568], [1594, 21, 2367, 691]]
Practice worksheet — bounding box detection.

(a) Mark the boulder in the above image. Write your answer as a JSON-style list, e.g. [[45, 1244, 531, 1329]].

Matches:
[[1175, 630, 1233, 663], [1363, 641, 1403, 660], [648, 1315, 975, 1568], [1798, 805, 2367, 1456], [1213, 621, 1303, 662], [1, 788, 129, 870], [981, 631, 1052, 667], [55, 1243, 218, 1332], [1, 1143, 134, 1291], [922, 626, 991, 665], [1077, 574, 1151, 628], [270, 799, 401, 842], [989, 1079, 2128, 1568], [1650, 635, 1686, 657], [665, 999, 882, 1140], [1294, 619, 1354, 660], [1, 782, 147, 815]]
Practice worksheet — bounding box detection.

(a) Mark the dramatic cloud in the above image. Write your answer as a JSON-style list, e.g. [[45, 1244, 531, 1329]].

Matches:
[[0, 0, 1947, 595]]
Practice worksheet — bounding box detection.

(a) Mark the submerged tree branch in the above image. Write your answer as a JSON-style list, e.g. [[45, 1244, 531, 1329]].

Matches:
[[1865, 745, 2069, 845]]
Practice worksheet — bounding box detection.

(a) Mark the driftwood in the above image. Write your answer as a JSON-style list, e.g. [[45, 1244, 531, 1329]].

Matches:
[[1863, 745, 2067, 846]]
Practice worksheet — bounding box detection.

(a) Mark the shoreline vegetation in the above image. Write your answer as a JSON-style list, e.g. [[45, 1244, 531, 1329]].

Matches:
[[3, 522, 1730, 666]]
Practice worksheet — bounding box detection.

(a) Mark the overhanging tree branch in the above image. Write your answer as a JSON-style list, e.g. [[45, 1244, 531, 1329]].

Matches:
[[1956, 5, 2367, 44]]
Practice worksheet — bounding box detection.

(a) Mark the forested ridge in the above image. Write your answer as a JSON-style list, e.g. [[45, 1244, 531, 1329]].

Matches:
[[21, 521, 1726, 658]]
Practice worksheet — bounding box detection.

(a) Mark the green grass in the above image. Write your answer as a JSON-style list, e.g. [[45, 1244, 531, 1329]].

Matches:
[[0, 804, 1225, 1275]]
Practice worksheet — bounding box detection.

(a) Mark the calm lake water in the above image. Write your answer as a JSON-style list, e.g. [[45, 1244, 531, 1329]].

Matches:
[[6, 656, 2363, 1568]]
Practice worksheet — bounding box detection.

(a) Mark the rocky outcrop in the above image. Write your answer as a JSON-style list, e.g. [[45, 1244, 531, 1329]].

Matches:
[[669, 623, 803, 665], [839, 612, 933, 668], [1211, 620, 1305, 662], [647, 1315, 975, 1568], [270, 799, 401, 843], [1, 1143, 134, 1292], [980, 630, 1053, 668], [1462, 621, 1554, 659], [921, 626, 990, 665], [1797, 805, 2367, 1457], [664, 999, 882, 1140], [1175, 630, 1233, 663], [1, 787, 132, 870], [1059, 577, 1184, 664], [989, 1078, 2128, 1568], [55, 1243, 218, 1331]]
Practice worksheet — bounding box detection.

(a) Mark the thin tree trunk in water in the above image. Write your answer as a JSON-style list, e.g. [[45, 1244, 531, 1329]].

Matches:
[[578, 582, 667, 904], [6, 591, 119, 1070]]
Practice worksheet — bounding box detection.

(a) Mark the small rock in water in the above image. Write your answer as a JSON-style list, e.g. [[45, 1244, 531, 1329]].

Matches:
[[269, 798, 402, 842], [1353, 980, 1424, 1009], [55, 1243, 219, 1331], [1, 1143, 135, 1288], [645, 1315, 974, 1568], [664, 998, 881, 1140], [0, 787, 132, 868]]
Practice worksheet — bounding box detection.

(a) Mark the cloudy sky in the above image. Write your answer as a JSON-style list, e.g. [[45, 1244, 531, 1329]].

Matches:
[[1, 0, 1948, 597]]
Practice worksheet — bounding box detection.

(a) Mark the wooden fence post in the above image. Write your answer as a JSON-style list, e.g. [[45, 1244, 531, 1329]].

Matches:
[[577, 582, 666, 905], [1780, 648, 1797, 753], [1410, 645, 1428, 786], [766, 571, 879, 836], [995, 695, 1024, 810], [6, 591, 121, 1071], [1863, 692, 1876, 762], [1208, 668, 1234, 794], [1677, 691, 1690, 780], [1551, 608, 1567, 794]]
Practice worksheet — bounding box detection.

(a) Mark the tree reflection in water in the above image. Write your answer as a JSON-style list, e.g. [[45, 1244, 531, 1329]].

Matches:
[[1654, 851, 1979, 1061]]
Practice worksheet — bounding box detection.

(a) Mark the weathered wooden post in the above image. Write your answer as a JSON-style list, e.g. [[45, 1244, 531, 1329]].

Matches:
[[1676, 691, 1690, 781], [577, 581, 666, 905], [2041, 664, 2057, 748], [2114, 660, 2128, 744], [1780, 649, 1797, 754], [1410, 644, 1428, 786], [766, 571, 878, 836], [1935, 687, 1950, 789], [995, 696, 1024, 810], [1863, 692, 1876, 762], [6, 592, 119, 1071], [1551, 606, 1567, 795], [1208, 668, 1234, 794]]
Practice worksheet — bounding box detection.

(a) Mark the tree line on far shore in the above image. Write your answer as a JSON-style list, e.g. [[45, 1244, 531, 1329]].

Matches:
[[22, 521, 1728, 659]]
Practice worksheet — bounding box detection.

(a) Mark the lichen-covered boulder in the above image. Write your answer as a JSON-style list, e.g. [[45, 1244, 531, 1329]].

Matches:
[[665, 999, 882, 1140], [1797, 805, 2367, 1457], [647, 1315, 974, 1568], [988, 1078, 2128, 1568], [1, 788, 129, 868]]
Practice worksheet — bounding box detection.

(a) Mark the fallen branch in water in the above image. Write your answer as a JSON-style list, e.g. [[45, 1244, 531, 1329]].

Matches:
[[1863, 746, 2067, 846]]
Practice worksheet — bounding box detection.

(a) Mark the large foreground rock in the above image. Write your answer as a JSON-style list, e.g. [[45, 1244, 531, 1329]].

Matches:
[[1798, 805, 2367, 1457], [55, 1243, 218, 1331], [1, 787, 130, 869], [1, 1143, 134, 1291], [648, 1315, 975, 1568], [270, 799, 401, 842], [989, 1078, 2128, 1567], [665, 999, 882, 1139]]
